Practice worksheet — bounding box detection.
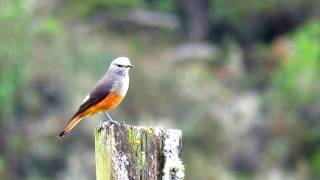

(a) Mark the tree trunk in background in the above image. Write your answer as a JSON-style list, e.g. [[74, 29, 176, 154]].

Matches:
[[178, 0, 210, 41]]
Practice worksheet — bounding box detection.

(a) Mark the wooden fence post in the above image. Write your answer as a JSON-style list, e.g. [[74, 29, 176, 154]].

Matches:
[[95, 122, 184, 180]]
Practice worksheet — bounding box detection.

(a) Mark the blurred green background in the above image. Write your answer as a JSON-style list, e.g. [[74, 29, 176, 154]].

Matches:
[[0, 0, 320, 179]]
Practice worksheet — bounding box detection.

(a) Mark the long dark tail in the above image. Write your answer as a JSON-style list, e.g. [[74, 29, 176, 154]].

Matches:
[[57, 114, 83, 138]]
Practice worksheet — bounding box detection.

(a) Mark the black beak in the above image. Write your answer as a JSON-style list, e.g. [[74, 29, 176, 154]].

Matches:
[[128, 64, 134, 68]]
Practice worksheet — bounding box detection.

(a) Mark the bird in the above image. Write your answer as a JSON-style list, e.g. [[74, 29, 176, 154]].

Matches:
[[57, 57, 134, 138]]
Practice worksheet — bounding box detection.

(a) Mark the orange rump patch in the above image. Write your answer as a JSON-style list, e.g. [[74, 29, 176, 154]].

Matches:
[[87, 92, 124, 115]]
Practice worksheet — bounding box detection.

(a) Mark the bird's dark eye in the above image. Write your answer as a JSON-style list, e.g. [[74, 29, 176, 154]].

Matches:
[[116, 64, 124, 67]]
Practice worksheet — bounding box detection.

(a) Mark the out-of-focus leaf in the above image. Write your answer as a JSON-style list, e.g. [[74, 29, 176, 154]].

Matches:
[[310, 148, 320, 175], [0, 0, 24, 19], [39, 17, 62, 34], [272, 20, 320, 106], [0, 155, 4, 174]]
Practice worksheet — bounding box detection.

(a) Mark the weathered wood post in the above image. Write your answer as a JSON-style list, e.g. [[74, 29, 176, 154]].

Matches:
[[95, 122, 184, 180]]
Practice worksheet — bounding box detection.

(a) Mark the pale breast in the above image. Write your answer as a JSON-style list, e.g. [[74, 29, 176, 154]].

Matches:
[[112, 74, 129, 96]]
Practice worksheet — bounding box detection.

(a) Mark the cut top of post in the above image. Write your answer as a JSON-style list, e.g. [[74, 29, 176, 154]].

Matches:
[[95, 122, 184, 180]]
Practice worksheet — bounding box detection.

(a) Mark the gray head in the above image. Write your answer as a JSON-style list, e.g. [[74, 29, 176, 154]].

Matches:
[[108, 57, 134, 76]]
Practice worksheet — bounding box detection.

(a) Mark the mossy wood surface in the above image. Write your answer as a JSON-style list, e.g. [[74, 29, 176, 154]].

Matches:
[[95, 122, 184, 180]]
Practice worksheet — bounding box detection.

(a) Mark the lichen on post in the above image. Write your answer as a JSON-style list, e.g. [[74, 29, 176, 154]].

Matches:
[[95, 122, 184, 180]]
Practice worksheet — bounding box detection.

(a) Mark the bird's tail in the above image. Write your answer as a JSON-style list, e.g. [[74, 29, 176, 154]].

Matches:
[[57, 114, 83, 138]]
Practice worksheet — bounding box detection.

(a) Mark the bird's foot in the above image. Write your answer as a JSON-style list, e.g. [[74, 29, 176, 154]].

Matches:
[[98, 120, 126, 131], [106, 120, 125, 127]]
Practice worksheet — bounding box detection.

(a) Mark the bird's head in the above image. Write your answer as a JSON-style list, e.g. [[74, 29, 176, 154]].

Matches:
[[109, 57, 134, 75]]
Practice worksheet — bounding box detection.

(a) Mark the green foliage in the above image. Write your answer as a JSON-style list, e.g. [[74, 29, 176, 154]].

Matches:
[[64, 0, 145, 16], [210, 0, 305, 25], [269, 20, 320, 177], [8, 134, 26, 152], [0, 70, 16, 115], [310, 148, 320, 176], [63, 0, 174, 16], [0, 0, 31, 117], [0, 0, 24, 19], [37, 17, 62, 35], [150, 0, 175, 12], [102, 0, 144, 8], [272, 20, 320, 107], [0, 155, 4, 175]]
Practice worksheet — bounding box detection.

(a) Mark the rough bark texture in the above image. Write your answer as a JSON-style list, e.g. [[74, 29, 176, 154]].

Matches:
[[95, 122, 184, 180]]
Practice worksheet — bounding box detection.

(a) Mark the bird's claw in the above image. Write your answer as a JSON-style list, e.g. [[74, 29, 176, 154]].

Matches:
[[107, 120, 125, 127]]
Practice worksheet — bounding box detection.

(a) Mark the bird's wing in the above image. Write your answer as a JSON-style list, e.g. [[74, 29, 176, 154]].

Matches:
[[72, 77, 114, 118], [57, 75, 115, 138]]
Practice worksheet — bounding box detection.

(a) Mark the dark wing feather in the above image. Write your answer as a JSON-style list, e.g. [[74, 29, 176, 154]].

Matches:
[[72, 77, 114, 118]]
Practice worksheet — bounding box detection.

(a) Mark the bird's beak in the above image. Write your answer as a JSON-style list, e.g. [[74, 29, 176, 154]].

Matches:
[[128, 64, 134, 68]]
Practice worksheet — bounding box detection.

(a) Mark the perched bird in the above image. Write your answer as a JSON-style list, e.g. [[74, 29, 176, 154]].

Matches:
[[57, 57, 133, 138]]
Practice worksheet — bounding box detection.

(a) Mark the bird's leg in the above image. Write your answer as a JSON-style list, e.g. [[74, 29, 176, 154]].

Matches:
[[104, 112, 114, 122], [104, 112, 121, 126]]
